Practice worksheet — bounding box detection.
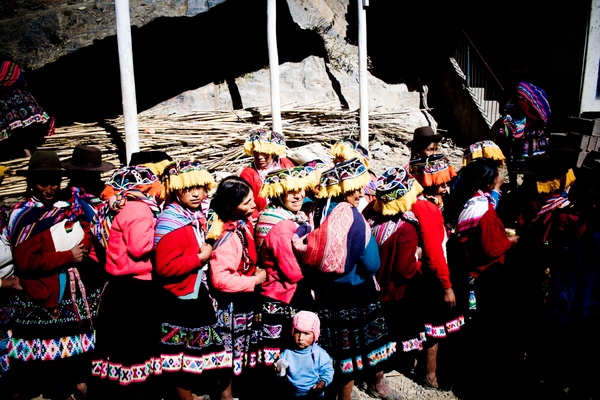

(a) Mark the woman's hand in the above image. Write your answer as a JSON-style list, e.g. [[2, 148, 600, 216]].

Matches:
[[507, 234, 519, 245], [198, 242, 213, 263], [444, 287, 456, 308], [70, 243, 88, 262], [0, 276, 22, 290], [254, 267, 267, 285]]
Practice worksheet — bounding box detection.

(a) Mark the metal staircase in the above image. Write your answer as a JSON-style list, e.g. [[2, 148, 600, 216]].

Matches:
[[449, 30, 504, 129]]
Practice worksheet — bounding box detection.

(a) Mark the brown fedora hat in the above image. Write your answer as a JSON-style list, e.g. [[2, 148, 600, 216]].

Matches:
[[16, 150, 65, 176], [61, 144, 115, 172], [407, 126, 443, 148]]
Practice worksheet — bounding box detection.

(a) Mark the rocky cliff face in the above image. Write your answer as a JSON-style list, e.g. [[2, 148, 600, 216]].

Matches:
[[0, 0, 428, 125]]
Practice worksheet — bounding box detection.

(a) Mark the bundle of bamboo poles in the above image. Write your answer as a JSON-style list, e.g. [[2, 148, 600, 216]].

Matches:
[[0, 103, 417, 202]]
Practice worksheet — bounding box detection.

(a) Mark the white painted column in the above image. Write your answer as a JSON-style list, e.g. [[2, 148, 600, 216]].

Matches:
[[358, 0, 369, 149], [267, 0, 282, 134], [115, 0, 140, 165]]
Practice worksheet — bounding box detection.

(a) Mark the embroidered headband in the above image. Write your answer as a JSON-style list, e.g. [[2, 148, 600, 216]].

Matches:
[[243, 128, 287, 157], [317, 157, 370, 199], [373, 166, 423, 215], [301, 158, 330, 190], [409, 154, 457, 187], [101, 165, 162, 200]]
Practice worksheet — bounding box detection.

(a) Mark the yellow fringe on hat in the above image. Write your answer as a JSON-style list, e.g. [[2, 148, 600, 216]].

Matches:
[[167, 169, 216, 191], [414, 165, 457, 187], [316, 182, 342, 199], [206, 217, 224, 241], [536, 168, 576, 194], [259, 173, 319, 199], [463, 146, 506, 166], [329, 142, 370, 168], [373, 180, 423, 216], [316, 169, 371, 199], [141, 159, 172, 177], [243, 140, 287, 157], [163, 168, 217, 199], [340, 170, 372, 194]]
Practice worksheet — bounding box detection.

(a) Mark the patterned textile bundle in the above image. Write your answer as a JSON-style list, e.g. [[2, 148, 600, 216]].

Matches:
[[243, 128, 287, 156], [255, 205, 307, 247], [154, 202, 206, 246], [317, 158, 371, 199], [516, 81, 551, 123], [294, 202, 370, 274], [409, 154, 457, 187], [462, 140, 506, 166], [455, 190, 495, 235], [329, 138, 370, 168], [373, 166, 423, 216]]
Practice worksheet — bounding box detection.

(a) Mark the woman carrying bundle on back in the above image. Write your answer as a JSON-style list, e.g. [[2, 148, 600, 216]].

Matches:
[[154, 159, 229, 400]]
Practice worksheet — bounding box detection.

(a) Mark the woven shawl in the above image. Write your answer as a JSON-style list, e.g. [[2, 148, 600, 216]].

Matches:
[[299, 202, 370, 274]]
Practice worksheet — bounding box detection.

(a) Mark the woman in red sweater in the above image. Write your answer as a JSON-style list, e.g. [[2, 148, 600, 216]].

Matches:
[[154, 159, 228, 400], [443, 158, 519, 398], [408, 155, 464, 390], [367, 167, 427, 381], [239, 129, 295, 224], [8, 151, 98, 400]]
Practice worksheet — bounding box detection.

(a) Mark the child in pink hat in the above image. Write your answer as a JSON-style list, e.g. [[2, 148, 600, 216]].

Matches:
[[274, 311, 334, 399]]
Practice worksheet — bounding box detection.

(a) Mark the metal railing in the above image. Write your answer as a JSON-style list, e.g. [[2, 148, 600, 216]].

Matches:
[[450, 29, 505, 127]]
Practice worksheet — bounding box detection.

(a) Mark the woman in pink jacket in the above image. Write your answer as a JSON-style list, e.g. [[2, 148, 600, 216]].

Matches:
[[89, 165, 163, 400], [207, 175, 267, 400], [254, 166, 317, 371]]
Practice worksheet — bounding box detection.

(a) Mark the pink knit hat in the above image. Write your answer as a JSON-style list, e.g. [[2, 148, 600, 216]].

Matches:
[[293, 310, 321, 342]]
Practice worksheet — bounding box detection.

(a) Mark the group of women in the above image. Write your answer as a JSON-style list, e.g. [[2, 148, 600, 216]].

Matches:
[[0, 118, 598, 400]]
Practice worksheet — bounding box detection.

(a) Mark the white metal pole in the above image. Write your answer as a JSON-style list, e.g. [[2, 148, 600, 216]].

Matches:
[[267, 0, 282, 134], [115, 0, 140, 165], [358, 0, 369, 149]]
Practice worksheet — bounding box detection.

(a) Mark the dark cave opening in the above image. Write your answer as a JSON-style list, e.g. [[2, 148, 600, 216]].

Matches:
[[26, 0, 328, 127]]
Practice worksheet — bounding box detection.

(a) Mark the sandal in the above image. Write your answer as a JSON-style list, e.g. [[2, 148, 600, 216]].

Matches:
[[421, 377, 440, 391]]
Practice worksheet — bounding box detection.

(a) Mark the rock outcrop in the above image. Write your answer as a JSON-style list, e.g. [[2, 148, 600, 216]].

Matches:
[[0, 0, 427, 120]]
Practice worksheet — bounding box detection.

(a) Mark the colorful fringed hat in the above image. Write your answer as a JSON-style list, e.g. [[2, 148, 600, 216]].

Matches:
[[409, 154, 457, 187], [329, 138, 370, 168], [317, 157, 370, 199], [301, 158, 329, 188], [100, 165, 162, 200], [373, 166, 423, 216], [162, 159, 216, 197], [259, 165, 317, 199], [243, 129, 287, 157], [523, 150, 578, 194], [129, 150, 173, 179], [462, 140, 506, 166]]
